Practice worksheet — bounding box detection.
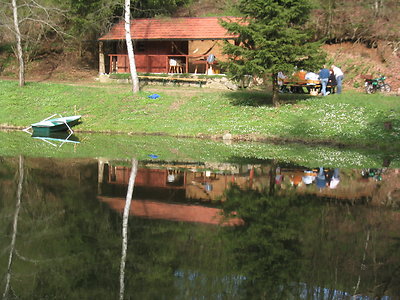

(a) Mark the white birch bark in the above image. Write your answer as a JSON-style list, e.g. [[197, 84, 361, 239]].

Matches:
[[3, 156, 24, 298], [353, 229, 370, 296], [124, 0, 140, 94], [11, 0, 25, 87], [119, 158, 138, 300]]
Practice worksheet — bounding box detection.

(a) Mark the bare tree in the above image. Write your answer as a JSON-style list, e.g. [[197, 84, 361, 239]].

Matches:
[[3, 156, 24, 298], [119, 158, 138, 300], [124, 0, 140, 94], [10, 0, 25, 86], [0, 0, 67, 87]]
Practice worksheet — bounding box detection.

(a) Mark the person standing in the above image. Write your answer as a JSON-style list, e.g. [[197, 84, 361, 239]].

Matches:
[[331, 65, 344, 94], [328, 69, 337, 94], [318, 65, 330, 96]]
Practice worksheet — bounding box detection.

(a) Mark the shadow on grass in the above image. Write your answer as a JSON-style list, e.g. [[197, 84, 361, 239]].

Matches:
[[226, 90, 313, 107]]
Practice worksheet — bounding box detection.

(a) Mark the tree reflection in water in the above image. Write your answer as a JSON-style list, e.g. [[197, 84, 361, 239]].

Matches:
[[119, 158, 138, 300], [3, 156, 24, 299], [222, 185, 305, 299], [221, 183, 400, 299]]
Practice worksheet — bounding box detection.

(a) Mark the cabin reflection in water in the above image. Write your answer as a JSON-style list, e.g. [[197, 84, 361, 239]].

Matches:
[[97, 160, 249, 225], [98, 160, 253, 202], [97, 160, 400, 224]]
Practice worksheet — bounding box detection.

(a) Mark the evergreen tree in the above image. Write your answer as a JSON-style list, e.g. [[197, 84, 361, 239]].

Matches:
[[221, 0, 326, 106]]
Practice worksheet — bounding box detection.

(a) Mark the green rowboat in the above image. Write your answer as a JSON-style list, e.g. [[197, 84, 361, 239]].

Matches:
[[31, 115, 81, 135]]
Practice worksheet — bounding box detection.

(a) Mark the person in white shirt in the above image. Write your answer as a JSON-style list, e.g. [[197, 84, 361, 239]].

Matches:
[[305, 72, 319, 81], [277, 71, 286, 86], [331, 65, 344, 94]]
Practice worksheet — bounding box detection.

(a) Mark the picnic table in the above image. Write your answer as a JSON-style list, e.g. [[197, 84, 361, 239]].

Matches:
[[281, 79, 336, 95]]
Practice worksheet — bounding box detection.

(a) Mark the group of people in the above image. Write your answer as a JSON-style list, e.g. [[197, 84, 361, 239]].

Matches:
[[277, 64, 344, 96], [300, 168, 341, 190], [275, 167, 341, 190], [319, 65, 344, 96]]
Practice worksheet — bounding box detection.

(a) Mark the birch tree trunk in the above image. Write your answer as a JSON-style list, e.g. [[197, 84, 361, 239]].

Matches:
[[119, 158, 138, 300], [3, 156, 24, 298], [11, 0, 25, 87], [124, 0, 140, 94]]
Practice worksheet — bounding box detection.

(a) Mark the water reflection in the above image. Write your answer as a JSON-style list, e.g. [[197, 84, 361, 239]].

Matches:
[[2, 156, 24, 299], [119, 159, 138, 300], [1, 156, 400, 299], [24, 129, 81, 148], [222, 183, 400, 299], [99, 159, 400, 209]]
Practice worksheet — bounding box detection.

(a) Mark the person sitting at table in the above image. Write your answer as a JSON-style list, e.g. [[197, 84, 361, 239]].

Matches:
[[305, 71, 319, 82], [277, 71, 288, 92]]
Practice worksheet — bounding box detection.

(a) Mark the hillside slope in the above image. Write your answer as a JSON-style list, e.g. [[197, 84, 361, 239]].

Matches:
[[1, 42, 397, 93], [323, 43, 400, 92], [0, 0, 399, 92]]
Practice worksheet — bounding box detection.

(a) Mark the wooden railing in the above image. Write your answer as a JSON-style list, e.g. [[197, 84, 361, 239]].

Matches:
[[108, 54, 218, 74]]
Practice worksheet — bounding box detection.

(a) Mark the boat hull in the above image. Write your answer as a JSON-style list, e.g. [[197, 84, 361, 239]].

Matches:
[[31, 116, 81, 134]]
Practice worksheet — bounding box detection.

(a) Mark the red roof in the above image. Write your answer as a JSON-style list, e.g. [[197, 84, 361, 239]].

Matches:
[[99, 17, 240, 41]]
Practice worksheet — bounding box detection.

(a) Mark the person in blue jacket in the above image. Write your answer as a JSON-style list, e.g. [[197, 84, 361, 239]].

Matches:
[[318, 65, 330, 96]]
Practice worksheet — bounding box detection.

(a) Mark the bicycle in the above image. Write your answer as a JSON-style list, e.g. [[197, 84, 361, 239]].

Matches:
[[364, 75, 391, 94]]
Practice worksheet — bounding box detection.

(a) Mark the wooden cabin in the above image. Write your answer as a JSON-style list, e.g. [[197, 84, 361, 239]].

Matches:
[[98, 17, 240, 75]]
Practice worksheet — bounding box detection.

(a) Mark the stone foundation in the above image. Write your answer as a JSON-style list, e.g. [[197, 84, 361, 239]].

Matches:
[[97, 74, 253, 90]]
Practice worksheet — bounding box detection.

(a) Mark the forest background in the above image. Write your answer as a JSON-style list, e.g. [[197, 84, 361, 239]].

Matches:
[[0, 0, 399, 90]]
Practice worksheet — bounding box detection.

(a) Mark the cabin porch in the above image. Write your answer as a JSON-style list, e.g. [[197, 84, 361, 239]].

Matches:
[[107, 54, 220, 75]]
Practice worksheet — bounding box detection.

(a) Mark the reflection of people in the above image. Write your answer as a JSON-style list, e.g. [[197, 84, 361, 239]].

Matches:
[[315, 167, 327, 189], [319, 65, 330, 96], [329, 168, 340, 189], [302, 170, 316, 185], [361, 168, 383, 181], [290, 173, 303, 188], [331, 65, 344, 94], [275, 167, 284, 185]]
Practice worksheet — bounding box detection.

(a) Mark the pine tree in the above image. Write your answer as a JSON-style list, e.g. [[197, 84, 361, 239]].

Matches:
[[221, 0, 326, 106]]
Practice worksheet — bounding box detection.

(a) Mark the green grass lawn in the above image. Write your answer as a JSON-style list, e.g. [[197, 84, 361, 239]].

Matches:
[[1, 80, 399, 149]]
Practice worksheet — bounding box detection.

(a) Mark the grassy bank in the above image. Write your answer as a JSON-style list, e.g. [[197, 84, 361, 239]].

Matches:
[[1, 80, 399, 149], [2, 131, 399, 168]]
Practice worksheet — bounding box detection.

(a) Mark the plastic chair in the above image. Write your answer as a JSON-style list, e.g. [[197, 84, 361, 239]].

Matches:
[[169, 59, 178, 73]]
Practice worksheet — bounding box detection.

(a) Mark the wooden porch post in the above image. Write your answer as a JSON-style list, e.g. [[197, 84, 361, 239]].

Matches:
[[99, 41, 105, 74]]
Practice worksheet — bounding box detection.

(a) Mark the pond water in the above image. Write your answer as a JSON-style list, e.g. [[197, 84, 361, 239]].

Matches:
[[1, 131, 400, 299]]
